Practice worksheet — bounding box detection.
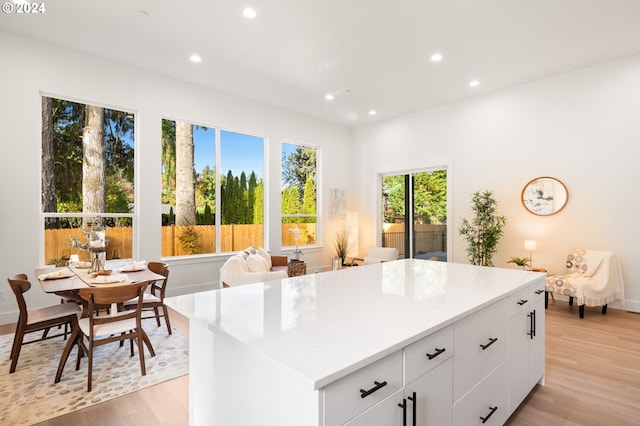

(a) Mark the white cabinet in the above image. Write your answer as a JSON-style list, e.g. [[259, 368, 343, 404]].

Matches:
[[345, 358, 453, 426], [507, 281, 545, 414]]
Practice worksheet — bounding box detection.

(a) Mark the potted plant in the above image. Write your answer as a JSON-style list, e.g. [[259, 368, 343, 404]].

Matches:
[[332, 229, 350, 267], [458, 190, 506, 267], [507, 257, 531, 269]]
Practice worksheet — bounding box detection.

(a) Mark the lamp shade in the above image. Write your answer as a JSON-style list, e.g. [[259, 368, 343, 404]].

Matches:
[[524, 240, 537, 251]]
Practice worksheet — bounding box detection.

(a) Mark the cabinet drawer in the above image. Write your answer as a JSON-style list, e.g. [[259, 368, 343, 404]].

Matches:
[[404, 325, 453, 384], [453, 362, 508, 426], [508, 286, 533, 318], [323, 350, 403, 426], [529, 279, 546, 302], [453, 298, 508, 400]]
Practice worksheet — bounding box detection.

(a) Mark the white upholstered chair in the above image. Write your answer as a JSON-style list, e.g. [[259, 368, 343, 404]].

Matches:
[[544, 249, 624, 318], [353, 247, 399, 265]]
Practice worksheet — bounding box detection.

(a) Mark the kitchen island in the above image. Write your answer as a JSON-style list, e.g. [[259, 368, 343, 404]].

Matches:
[[166, 259, 546, 426]]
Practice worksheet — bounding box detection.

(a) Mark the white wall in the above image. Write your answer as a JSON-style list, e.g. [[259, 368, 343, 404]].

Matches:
[[0, 32, 352, 324], [352, 54, 640, 311]]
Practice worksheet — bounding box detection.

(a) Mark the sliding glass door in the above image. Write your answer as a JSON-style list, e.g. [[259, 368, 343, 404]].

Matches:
[[381, 169, 447, 261]]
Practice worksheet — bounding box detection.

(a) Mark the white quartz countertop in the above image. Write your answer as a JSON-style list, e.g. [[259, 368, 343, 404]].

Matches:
[[167, 259, 545, 390]]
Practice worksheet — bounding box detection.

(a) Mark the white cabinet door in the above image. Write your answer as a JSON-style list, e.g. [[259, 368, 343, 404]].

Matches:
[[405, 358, 453, 426], [508, 303, 533, 413], [508, 283, 546, 414], [529, 296, 545, 386]]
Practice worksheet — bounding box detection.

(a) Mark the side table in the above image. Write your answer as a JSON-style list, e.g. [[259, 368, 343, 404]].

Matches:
[[287, 260, 306, 277]]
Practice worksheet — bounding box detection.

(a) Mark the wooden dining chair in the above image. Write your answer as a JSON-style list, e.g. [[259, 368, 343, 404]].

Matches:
[[6, 273, 82, 374], [54, 280, 155, 392], [122, 262, 172, 335]]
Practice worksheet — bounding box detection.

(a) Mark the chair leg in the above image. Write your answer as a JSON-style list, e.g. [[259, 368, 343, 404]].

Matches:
[[545, 291, 548, 309], [162, 305, 172, 335], [9, 324, 25, 373], [87, 343, 94, 392], [549, 292, 555, 303], [140, 329, 156, 357], [602, 304, 608, 315], [579, 305, 585, 319], [137, 332, 147, 377], [569, 296, 574, 306], [154, 306, 162, 328], [55, 327, 81, 383]]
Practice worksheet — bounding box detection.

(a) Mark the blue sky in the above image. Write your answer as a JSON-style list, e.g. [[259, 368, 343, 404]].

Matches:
[[193, 127, 297, 180], [193, 127, 264, 179]]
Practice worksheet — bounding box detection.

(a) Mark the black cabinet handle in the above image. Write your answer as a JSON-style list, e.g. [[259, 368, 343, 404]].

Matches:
[[480, 337, 498, 350], [517, 299, 528, 306], [527, 309, 537, 339], [398, 398, 407, 426], [360, 380, 387, 398], [407, 392, 417, 426], [480, 406, 498, 424], [426, 347, 446, 360], [535, 289, 544, 295]]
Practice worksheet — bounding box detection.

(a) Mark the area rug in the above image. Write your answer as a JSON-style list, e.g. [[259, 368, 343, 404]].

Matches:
[[0, 324, 189, 425]]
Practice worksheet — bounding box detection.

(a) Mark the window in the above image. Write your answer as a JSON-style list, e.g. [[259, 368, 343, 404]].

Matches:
[[41, 96, 135, 265], [381, 168, 447, 261], [161, 120, 265, 256], [281, 142, 318, 249]]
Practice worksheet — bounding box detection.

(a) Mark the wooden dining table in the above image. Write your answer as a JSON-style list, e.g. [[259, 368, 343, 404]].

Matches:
[[35, 262, 165, 311]]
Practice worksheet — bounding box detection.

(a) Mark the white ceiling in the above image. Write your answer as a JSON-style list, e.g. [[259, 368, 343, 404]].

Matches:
[[3, 0, 640, 126]]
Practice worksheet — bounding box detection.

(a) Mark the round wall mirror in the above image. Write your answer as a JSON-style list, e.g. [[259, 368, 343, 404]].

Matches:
[[521, 176, 568, 216]]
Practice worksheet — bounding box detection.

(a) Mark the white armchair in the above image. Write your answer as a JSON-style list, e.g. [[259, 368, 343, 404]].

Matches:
[[544, 249, 624, 318], [354, 247, 399, 265]]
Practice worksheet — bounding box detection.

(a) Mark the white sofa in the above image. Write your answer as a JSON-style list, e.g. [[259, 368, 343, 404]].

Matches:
[[219, 247, 288, 287]]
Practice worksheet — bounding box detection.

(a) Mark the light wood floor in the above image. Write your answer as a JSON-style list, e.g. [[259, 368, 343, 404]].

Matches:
[[3, 302, 640, 425]]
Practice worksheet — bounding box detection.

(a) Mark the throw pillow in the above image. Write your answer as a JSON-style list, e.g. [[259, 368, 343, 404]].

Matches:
[[246, 254, 268, 272], [256, 247, 272, 269]]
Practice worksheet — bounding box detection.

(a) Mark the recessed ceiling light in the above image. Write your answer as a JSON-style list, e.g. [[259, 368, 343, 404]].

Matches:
[[243, 7, 256, 19], [469, 80, 480, 87], [138, 10, 149, 17], [369, 110, 377, 116], [325, 94, 334, 101], [190, 55, 202, 63], [430, 53, 443, 62]]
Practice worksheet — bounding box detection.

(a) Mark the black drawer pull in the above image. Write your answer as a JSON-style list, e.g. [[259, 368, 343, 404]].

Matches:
[[480, 406, 498, 423], [480, 337, 498, 350], [517, 299, 528, 306], [360, 380, 387, 398], [426, 347, 446, 360], [535, 289, 544, 295]]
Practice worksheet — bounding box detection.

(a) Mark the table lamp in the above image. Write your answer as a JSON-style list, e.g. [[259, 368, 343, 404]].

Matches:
[[524, 240, 537, 270]]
